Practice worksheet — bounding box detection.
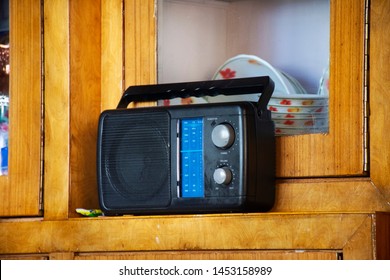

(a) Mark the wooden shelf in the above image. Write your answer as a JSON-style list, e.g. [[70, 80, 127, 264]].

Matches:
[[1, 212, 388, 260]]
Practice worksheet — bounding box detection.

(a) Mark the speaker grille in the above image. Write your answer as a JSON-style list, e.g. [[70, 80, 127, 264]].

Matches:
[[99, 111, 171, 210]]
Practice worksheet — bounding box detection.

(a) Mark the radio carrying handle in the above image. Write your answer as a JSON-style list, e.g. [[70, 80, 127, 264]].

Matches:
[[117, 76, 275, 119]]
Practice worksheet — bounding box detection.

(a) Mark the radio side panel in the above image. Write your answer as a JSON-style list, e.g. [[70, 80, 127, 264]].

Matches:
[[252, 115, 276, 211], [240, 111, 276, 212]]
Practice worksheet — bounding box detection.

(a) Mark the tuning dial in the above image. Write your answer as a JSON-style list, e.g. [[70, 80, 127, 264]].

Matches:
[[213, 167, 233, 185], [211, 123, 235, 149]]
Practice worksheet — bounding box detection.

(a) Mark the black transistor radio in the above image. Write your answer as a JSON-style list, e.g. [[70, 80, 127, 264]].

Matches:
[[97, 76, 276, 215]]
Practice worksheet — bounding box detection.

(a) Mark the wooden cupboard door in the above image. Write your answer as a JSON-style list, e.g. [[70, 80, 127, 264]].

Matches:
[[0, 0, 42, 216], [276, 0, 366, 177], [155, 0, 366, 178]]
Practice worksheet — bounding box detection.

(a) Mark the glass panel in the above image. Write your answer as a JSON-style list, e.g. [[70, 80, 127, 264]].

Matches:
[[157, 0, 330, 136], [0, 0, 9, 175]]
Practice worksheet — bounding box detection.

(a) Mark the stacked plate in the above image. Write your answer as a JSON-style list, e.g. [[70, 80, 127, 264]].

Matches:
[[268, 94, 328, 135], [211, 54, 329, 136]]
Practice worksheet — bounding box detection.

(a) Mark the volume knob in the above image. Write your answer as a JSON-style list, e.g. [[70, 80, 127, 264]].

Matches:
[[211, 123, 235, 149], [213, 167, 233, 185]]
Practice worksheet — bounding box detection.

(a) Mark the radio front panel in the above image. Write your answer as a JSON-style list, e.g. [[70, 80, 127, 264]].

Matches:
[[173, 110, 245, 201]]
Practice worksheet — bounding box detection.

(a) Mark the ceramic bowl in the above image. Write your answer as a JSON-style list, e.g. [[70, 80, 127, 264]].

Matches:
[[268, 105, 327, 114], [209, 54, 330, 136], [271, 112, 328, 120], [268, 93, 328, 107], [268, 92, 329, 135]]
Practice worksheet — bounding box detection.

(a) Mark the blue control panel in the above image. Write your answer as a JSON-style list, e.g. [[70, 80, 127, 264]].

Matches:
[[180, 118, 204, 198]]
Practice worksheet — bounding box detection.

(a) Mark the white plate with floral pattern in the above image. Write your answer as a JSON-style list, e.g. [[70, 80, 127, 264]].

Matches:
[[207, 54, 307, 103]]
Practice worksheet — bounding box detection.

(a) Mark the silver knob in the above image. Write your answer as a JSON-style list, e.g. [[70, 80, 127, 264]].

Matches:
[[213, 167, 233, 185], [211, 123, 235, 149]]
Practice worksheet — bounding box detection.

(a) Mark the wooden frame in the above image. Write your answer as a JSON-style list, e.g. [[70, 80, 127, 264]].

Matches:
[[0, 213, 382, 259], [0, 0, 42, 217], [369, 0, 390, 203], [43, 0, 70, 220]]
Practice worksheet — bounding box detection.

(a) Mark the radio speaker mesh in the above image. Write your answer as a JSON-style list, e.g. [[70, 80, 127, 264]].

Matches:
[[99, 111, 171, 209]]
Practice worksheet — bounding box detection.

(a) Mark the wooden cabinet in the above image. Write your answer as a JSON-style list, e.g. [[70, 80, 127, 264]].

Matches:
[[0, 0, 389, 260]]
